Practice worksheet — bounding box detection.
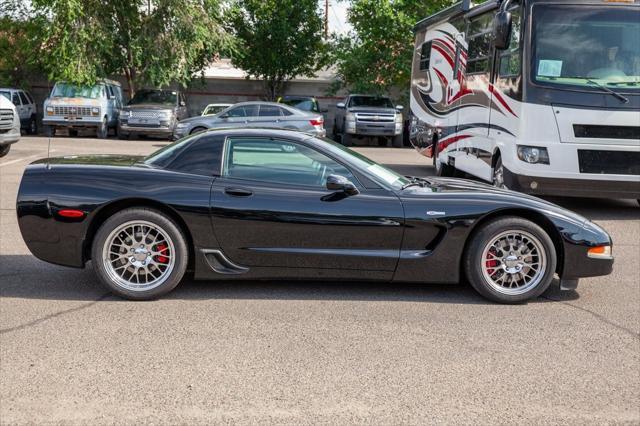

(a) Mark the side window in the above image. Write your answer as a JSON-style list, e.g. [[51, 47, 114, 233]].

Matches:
[[106, 85, 114, 98], [223, 138, 356, 187], [258, 105, 282, 117], [25, 92, 35, 104], [19, 91, 30, 105], [167, 134, 224, 176], [466, 13, 494, 74], [226, 105, 258, 118], [280, 107, 293, 116], [419, 41, 432, 70], [12, 92, 21, 106], [497, 7, 522, 78]]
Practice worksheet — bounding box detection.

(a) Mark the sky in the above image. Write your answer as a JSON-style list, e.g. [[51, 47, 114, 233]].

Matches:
[[324, 0, 352, 35]]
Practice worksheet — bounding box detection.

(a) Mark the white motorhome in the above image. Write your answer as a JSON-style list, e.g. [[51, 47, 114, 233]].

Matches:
[[409, 0, 639, 199]]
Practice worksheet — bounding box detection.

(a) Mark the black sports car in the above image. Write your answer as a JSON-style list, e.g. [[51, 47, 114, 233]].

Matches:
[[17, 128, 614, 303]]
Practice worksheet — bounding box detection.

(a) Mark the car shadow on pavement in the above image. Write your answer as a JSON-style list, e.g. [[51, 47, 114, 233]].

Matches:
[[0, 255, 578, 305]]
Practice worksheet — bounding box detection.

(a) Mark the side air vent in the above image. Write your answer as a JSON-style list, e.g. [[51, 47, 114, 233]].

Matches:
[[573, 125, 640, 140], [201, 249, 249, 275]]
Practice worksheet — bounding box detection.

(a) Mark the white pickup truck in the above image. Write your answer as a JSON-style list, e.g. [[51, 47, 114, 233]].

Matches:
[[0, 95, 20, 157]]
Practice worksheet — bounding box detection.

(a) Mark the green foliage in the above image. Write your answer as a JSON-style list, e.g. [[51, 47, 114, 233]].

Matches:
[[228, 0, 328, 100], [24, 0, 235, 95], [332, 0, 453, 97]]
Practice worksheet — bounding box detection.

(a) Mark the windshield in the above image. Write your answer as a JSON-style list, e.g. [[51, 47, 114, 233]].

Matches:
[[316, 137, 409, 189], [203, 105, 229, 115], [144, 135, 197, 167], [348, 96, 394, 108], [532, 5, 640, 90], [129, 90, 177, 106], [0, 91, 9, 101], [280, 98, 318, 112], [51, 83, 104, 98]]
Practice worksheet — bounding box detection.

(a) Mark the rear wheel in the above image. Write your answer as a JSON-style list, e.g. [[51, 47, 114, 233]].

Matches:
[[27, 116, 37, 134], [464, 216, 556, 303], [92, 208, 188, 300], [0, 144, 10, 157]]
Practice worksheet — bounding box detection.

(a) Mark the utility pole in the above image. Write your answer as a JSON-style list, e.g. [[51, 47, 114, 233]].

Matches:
[[324, 0, 329, 38]]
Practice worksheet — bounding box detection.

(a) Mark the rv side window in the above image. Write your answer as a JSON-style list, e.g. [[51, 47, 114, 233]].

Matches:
[[466, 13, 493, 75], [498, 7, 522, 77], [419, 41, 432, 70]]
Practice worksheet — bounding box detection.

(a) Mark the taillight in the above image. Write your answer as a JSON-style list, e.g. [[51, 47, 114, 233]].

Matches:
[[310, 118, 324, 127]]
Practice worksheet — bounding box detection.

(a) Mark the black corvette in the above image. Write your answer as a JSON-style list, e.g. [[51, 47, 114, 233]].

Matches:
[[17, 128, 613, 303]]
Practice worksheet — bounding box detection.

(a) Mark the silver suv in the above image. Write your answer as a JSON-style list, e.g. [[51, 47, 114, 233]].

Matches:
[[0, 95, 20, 157], [173, 101, 326, 140], [333, 95, 404, 147], [118, 89, 188, 139], [0, 88, 37, 134], [43, 79, 123, 138]]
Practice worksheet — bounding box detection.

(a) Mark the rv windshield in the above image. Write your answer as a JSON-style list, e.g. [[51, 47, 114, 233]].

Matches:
[[532, 5, 639, 90], [51, 83, 105, 98]]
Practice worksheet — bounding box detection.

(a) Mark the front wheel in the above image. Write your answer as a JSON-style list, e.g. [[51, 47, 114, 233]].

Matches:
[[342, 133, 353, 146], [27, 116, 37, 134], [434, 141, 454, 177], [97, 117, 108, 139], [0, 144, 10, 157], [464, 216, 557, 303], [92, 208, 189, 300], [392, 134, 403, 148], [492, 156, 507, 189]]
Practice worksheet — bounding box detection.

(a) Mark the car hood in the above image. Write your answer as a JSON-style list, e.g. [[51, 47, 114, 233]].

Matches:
[[401, 177, 590, 226], [347, 107, 398, 114], [33, 154, 145, 167], [46, 97, 101, 106], [124, 104, 175, 111]]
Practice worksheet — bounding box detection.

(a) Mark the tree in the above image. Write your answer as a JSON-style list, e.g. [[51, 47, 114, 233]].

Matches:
[[228, 0, 328, 100], [332, 0, 453, 97], [30, 0, 235, 96]]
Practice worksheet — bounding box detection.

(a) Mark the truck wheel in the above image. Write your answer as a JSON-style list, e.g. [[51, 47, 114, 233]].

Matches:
[[45, 126, 56, 138], [392, 134, 403, 148], [97, 117, 108, 139], [0, 145, 10, 157], [492, 156, 507, 189], [464, 216, 556, 304], [434, 142, 454, 177], [91, 208, 189, 300], [342, 133, 353, 147], [27, 116, 37, 135]]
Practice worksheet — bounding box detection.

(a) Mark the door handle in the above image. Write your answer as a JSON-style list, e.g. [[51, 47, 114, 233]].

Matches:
[[224, 187, 253, 197]]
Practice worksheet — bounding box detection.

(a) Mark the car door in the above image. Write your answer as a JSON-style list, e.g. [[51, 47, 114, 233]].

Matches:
[[253, 104, 282, 129], [177, 93, 188, 120], [217, 105, 258, 129], [18, 91, 33, 123], [210, 136, 405, 272], [11, 92, 25, 122]]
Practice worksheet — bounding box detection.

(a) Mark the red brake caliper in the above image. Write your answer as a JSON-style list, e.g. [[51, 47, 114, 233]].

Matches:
[[486, 248, 499, 275], [155, 243, 169, 264]]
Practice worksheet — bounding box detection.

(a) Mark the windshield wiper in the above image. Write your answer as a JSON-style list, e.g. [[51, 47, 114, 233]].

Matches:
[[401, 176, 429, 190], [586, 79, 629, 104]]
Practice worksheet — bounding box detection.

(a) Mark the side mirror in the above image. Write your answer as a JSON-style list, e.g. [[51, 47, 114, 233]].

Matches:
[[493, 10, 512, 50], [326, 174, 359, 196], [220, 113, 229, 119], [336, 102, 346, 109], [396, 105, 404, 111], [180, 101, 186, 106]]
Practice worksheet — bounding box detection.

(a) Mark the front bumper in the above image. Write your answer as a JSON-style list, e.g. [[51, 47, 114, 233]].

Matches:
[[504, 167, 640, 199], [43, 117, 102, 128], [348, 123, 400, 137], [0, 127, 21, 146], [119, 122, 174, 137]]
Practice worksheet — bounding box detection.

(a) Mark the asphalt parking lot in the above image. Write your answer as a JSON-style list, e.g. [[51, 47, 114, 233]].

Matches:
[[1, 136, 639, 424]]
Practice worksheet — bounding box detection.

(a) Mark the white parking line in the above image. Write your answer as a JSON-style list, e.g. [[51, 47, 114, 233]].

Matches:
[[0, 152, 52, 168]]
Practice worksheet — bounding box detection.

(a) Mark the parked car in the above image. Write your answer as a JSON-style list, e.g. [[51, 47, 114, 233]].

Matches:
[[0, 88, 37, 134], [43, 79, 123, 138], [118, 89, 188, 139], [202, 103, 232, 116], [0, 95, 20, 157], [277, 95, 325, 114], [16, 128, 614, 302], [333, 94, 404, 147], [173, 101, 325, 139]]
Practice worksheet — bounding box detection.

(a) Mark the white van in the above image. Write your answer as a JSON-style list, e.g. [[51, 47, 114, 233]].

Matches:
[[0, 95, 20, 157], [43, 79, 123, 138]]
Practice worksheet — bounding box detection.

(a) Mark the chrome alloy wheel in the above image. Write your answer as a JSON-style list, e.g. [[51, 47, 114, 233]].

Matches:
[[480, 230, 547, 296], [102, 220, 176, 292]]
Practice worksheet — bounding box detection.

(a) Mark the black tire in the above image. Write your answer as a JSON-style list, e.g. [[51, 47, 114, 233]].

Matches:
[[190, 126, 207, 135], [27, 116, 37, 135], [0, 144, 10, 157], [392, 134, 403, 148], [68, 129, 78, 137], [97, 117, 108, 139], [342, 133, 353, 146], [44, 125, 56, 138], [463, 216, 557, 304], [91, 208, 189, 300], [492, 155, 507, 189]]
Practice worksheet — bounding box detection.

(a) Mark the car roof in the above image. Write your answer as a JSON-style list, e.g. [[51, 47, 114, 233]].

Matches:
[[281, 95, 316, 100], [0, 88, 25, 92], [205, 103, 232, 107], [348, 94, 390, 98], [196, 127, 317, 142]]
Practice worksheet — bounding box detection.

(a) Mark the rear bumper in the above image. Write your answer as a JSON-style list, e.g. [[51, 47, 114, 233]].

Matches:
[[504, 167, 640, 199]]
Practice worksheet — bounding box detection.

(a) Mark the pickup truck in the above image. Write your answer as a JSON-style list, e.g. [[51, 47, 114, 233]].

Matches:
[[332, 94, 404, 147]]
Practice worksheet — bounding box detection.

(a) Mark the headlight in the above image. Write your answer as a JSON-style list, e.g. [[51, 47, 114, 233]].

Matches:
[[176, 122, 188, 128], [91, 107, 100, 116], [46, 106, 53, 116], [121, 110, 130, 118], [345, 112, 356, 122], [517, 146, 550, 164], [395, 113, 403, 123], [160, 110, 173, 118]]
